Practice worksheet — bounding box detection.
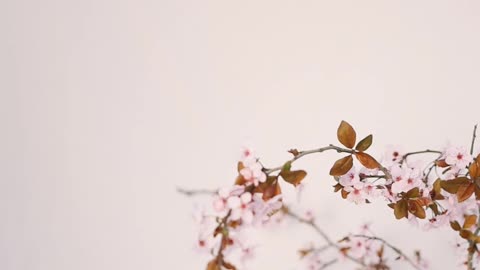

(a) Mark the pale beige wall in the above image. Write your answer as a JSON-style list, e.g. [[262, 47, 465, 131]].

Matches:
[[2, 0, 480, 269]]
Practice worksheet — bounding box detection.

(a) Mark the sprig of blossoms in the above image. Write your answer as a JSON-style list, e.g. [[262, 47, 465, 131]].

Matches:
[[185, 120, 480, 270]]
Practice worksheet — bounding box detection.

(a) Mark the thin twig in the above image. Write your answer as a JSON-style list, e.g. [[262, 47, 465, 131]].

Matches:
[[177, 187, 215, 196], [264, 144, 355, 174], [400, 149, 442, 164], [351, 235, 422, 270], [471, 124, 478, 155], [319, 258, 339, 269], [282, 206, 367, 267]]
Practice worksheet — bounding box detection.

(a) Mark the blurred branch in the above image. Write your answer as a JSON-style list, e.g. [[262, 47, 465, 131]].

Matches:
[[351, 234, 422, 270]]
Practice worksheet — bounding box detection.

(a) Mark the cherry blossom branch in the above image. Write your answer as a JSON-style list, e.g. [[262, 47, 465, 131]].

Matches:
[[264, 144, 355, 175], [281, 206, 367, 267], [350, 234, 422, 270], [213, 212, 231, 268]]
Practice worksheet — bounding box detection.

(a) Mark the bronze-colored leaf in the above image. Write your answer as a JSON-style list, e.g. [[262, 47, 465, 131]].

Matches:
[[355, 134, 373, 152], [394, 199, 408, 219], [415, 197, 433, 207], [354, 152, 380, 169], [263, 182, 282, 200], [222, 261, 237, 270], [435, 159, 449, 168], [206, 260, 221, 270], [405, 187, 420, 198], [457, 183, 475, 203], [235, 175, 246, 185], [469, 154, 480, 178], [337, 120, 356, 148], [450, 221, 461, 231], [408, 200, 426, 219], [475, 181, 480, 200], [429, 203, 440, 215], [463, 215, 478, 229], [460, 229, 474, 240], [440, 177, 470, 194], [280, 170, 307, 187], [377, 244, 385, 258], [333, 183, 343, 192], [431, 179, 445, 200], [329, 155, 354, 176], [341, 189, 349, 199], [237, 161, 245, 172]]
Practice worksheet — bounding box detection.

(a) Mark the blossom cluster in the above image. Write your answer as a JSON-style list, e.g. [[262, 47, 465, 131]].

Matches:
[[186, 121, 480, 270], [193, 148, 284, 269]]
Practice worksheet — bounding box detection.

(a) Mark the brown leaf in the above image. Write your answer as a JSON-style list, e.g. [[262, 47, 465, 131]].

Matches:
[[280, 170, 307, 187], [329, 155, 354, 176], [339, 247, 351, 255], [263, 182, 282, 200], [463, 215, 478, 229], [355, 134, 373, 152], [354, 152, 380, 169], [394, 199, 408, 219], [237, 162, 245, 172], [235, 175, 246, 185], [469, 154, 480, 178], [440, 177, 470, 194], [405, 187, 420, 198], [222, 261, 237, 270], [415, 197, 433, 207], [450, 221, 461, 231], [337, 120, 356, 148], [408, 200, 426, 219], [206, 260, 221, 270], [341, 189, 349, 199], [457, 183, 475, 203], [475, 180, 480, 200], [333, 183, 343, 192], [431, 179, 445, 200], [435, 159, 449, 168], [429, 203, 440, 215], [460, 229, 474, 240]]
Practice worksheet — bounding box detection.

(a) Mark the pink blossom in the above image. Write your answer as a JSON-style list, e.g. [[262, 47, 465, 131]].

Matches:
[[339, 167, 361, 187], [423, 213, 449, 231], [362, 183, 381, 201], [240, 160, 266, 186], [240, 146, 256, 162], [346, 237, 368, 258], [382, 145, 404, 166], [228, 192, 254, 224], [390, 165, 423, 195], [213, 185, 245, 212], [251, 193, 283, 225], [344, 184, 366, 204], [444, 145, 473, 169]]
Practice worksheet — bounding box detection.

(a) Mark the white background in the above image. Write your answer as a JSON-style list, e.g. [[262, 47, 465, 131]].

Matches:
[[2, 0, 480, 269]]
